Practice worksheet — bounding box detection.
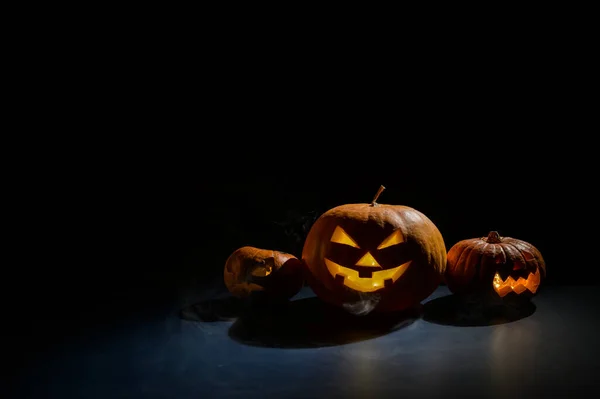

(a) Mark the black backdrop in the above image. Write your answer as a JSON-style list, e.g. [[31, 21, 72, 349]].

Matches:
[[170, 152, 585, 290], [4, 17, 599, 397], [19, 132, 595, 319], [4, 108, 597, 395], [5, 69, 598, 385]]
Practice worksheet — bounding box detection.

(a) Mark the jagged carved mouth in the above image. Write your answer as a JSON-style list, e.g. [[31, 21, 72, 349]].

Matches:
[[493, 268, 541, 297], [324, 258, 411, 292]]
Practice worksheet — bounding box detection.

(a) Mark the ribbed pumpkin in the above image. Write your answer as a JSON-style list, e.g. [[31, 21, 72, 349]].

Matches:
[[444, 231, 546, 299], [302, 186, 446, 313]]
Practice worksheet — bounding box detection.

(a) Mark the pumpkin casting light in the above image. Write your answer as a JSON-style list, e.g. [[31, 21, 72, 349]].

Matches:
[[224, 246, 304, 301], [444, 231, 546, 299], [302, 185, 447, 313]]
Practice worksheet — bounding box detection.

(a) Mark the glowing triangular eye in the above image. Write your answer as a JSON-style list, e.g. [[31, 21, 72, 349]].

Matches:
[[377, 229, 404, 250], [330, 226, 360, 248]]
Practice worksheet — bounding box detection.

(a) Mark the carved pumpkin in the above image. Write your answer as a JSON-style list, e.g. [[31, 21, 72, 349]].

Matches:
[[444, 231, 546, 299], [302, 186, 447, 313], [224, 246, 304, 300]]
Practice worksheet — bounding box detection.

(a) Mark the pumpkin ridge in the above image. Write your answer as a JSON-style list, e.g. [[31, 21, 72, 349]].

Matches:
[[515, 239, 546, 276], [506, 241, 541, 274], [460, 245, 480, 287], [447, 240, 471, 273], [496, 243, 508, 265], [473, 249, 486, 283], [505, 241, 528, 267], [249, 246, 261, 262], [456, 244, 475, 274]]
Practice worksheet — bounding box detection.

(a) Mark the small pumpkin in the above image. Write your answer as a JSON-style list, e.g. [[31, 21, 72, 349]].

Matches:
[[444, 231, 546, 300], [302, 186, 446, 313], [224, 246, 304, 301]]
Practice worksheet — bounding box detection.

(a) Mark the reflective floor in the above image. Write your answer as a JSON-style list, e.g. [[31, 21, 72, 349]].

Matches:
[[10, 285, 600, 398]]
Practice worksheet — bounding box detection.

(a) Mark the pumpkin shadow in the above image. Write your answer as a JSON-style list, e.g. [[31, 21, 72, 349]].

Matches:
[[422, 294, 536, 327], [179, 295, 269, 322], [227, 296, 421, 348]]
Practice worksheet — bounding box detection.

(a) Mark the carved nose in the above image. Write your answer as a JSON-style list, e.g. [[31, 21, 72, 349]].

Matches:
[[355, 252, 381, 267]]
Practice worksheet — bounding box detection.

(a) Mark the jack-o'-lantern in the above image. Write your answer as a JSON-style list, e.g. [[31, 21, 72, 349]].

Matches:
[[224, 246, 304, 301], [302, 186, 447, 313], [444, 231, 546, 300]]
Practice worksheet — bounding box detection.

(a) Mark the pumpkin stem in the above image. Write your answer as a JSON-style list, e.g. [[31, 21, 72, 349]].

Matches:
[[485, 231, 502, 243], [370, 185, 386, 207]]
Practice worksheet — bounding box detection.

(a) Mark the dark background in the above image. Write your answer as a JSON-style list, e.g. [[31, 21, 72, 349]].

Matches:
[[4, 31, 598, 394], [10, 24, 596, 335], [2, 10, 598, 397], [15, 132, 594, 327], [6, 106, 598, 399], [7, 128, 598, 397]]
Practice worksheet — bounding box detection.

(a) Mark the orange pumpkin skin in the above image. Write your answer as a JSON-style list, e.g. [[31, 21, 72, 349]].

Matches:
[[224, 246, 304, 301], [444, 231, 546, 300], [302, 202, 446, 313]]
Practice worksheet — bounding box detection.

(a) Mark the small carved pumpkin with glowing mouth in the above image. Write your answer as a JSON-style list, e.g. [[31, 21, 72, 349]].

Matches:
[[224, 246, 304, 301], [302, 186, 447, 313], [444, 231, 546, 300]]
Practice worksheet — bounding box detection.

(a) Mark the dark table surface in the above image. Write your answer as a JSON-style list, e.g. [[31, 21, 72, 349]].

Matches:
[[10, 284, 600, 398]]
